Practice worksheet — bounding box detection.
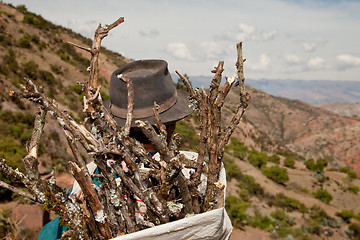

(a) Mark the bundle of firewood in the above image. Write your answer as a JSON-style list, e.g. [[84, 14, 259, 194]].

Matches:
[[0, 17, 250, 239]]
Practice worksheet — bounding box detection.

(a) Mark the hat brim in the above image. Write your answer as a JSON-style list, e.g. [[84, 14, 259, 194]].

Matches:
[[104, 89, 193, 128]]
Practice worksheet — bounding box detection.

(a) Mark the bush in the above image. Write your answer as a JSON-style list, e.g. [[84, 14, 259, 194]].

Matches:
[[225, 137, 248, 160], [313, 189, 333, 204], [237, 174, 264, 201], [50, 64, 64, 75], [69, 84, 83, 95], [262, 166, 289, 184], [22, 60, 39, 80], [349, 223, 360, 239], [248, 211, 274, 231], [3, 49, 19, 73], [305, 158, 328, 172], [0, 208, 12, 238], [336, 210, 355, 223], [340, 167, 358, 179], [268, 193, 307, 213], [225, 196, 249, 227], [225, 162, 241, 180], [284, 156, 295, 168], [309, 205, 330, 222], [348, 186, 360, 194], [57, 43, 90, 70], [174, 117, 199, 151], [248, 150, 268, 168], [268, 154, 280, 164], [0, 135, 26, 170], [101, 91, 110, 101], [17, 35, 31, 48], [39, 70, 55, 83]]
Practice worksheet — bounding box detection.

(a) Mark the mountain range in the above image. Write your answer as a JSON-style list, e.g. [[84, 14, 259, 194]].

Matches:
[[186, 76, 360, 105]]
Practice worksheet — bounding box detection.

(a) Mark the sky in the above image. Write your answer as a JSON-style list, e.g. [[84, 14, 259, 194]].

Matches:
[[3, 0, 360, 83]]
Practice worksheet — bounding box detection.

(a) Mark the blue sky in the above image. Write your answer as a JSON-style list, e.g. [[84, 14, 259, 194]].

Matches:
[[3, 0, 360, 83]]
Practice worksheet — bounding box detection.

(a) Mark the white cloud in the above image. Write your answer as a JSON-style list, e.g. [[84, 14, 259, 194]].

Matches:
[[217, 23, 277, 42], [284, 53, 302, 65], [301, 40, 326, 53], [139, 28, 160, 38], [166, 42, 193, 61], [236, 23, 256, 40], [337, 54, 360, 69], [307, 57, 325, 70], [247, 54, 271, 71], [259, 30, 277, 41], [199, 41, 226, 59]]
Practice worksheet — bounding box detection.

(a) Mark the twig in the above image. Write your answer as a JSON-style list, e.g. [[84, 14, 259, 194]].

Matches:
[[69, 161, 112, 239], [118, 75, 134, 137], [68, 41, 92, 54], [0, 180, 36, 202], [87, 17, 125, 93]]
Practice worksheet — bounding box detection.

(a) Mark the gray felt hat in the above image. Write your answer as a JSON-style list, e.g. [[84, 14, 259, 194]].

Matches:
[[106, 59, 193, 127]]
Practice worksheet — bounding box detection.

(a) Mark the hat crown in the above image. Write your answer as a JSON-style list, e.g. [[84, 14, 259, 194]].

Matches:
[[109, 59, 177, 119]]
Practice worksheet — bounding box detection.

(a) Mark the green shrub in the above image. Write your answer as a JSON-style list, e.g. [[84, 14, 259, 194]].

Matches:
[[22, 11, 55, 31], [248, 150, 268, 168], [0, 208, 12, 238], [69, 84, 83, 95], [225, 137, 248, 160], [101, 91, 110, 101], [57, 43, 90, 70], [3, 49, 19, 74], [225, 163, 241, 180], [340, 167, 358, 179], [174, 117, 199, 151], [48, 130, 60, 142], [316, 158, 328, 170], [309, 205, 330, 222], [225, 196, 249, 227], [268, 154, 280, 164], [268, 193, 307, 212], [0, 135, 26, 170], [262, 165, 289, 184], [22, 60, 39, 80], [17, 35, 31, 48], [39, 70, 55, 83], [270, 209, 296, 237], [237, 174, 264, 201], [0, 33, 13, 46], [313, 189, 333, 204], [50, 64, 64, 75], [336, 210, 355, 223], [57, 51, 70, 63], [16, 4, 28, 14], [248, 211, 274, 231], [349, 223, 360, 239], [348, 186, 360, 194], [305, 158, 328, 172], [284, 156, 295, 168], [9, 122, 28, 138]]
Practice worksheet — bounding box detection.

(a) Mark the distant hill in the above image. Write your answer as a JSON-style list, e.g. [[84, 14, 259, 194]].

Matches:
[[181, 76, 360, 104], [315, 102, 360, 117], [243, 79, 360, 104]]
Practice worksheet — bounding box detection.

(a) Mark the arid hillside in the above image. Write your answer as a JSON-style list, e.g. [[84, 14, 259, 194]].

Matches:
[[228, 87, 360, 175]]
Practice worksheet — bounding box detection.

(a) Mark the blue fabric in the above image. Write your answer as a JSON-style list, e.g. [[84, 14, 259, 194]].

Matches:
[[37, 216, 68, 240]]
